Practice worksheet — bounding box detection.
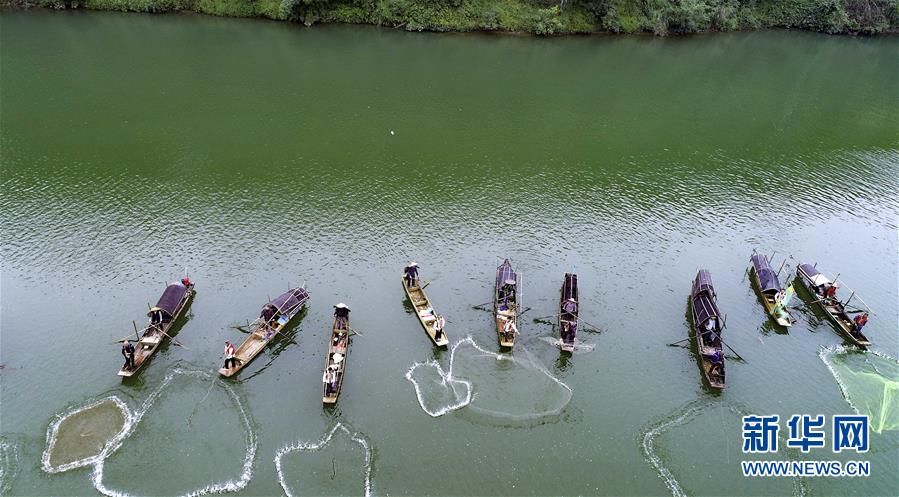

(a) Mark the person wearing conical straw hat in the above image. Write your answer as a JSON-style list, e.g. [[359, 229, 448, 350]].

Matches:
[[334, 303, 350, 330], [404, 261, 419, 288]]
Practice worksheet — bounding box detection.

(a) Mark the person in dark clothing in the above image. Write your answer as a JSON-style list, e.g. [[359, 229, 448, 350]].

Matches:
[[260, 304, 277, 325], [562, 298, 577, 321], [404, 262, 419, 288], [500, 279, 516, 303], [709, 349, 724, 377], [149, 308, 164, 327], [122, 341, 136, 370], [334, 303, 350, 330]]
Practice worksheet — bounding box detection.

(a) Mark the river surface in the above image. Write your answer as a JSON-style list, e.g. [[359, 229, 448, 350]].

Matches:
[[1, 10, 898, 497]]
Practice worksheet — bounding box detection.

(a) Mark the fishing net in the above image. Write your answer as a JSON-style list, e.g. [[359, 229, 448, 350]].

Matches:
[[406, 336, 572, 422], [43, 397, 128, 472], [275, 423, 372, 497], [820, 346, 899, 434], [98, 370, 255, 497], [0, 438, 19, 495]]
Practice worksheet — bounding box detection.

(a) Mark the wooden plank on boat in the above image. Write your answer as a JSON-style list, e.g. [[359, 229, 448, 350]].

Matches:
[[118, 279, 195, 377], [322, 310, 350, 404], [401, 277, 449, 347], [219, 287, 309, 377]]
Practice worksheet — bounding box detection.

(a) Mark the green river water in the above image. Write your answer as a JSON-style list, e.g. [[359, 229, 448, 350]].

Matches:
[[1, 10, 898, 497]]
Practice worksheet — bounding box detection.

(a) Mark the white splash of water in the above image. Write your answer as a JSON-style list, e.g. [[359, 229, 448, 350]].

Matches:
[[41, 396, 131, 474], [0, 438, 20, 495], [404, 338, 473, 417], [536, 336, 596, 354], [274, 422, 372, 497], [640, 402, 704, 497], [41, 368, 256, 497], [405, 335, 572, 421]]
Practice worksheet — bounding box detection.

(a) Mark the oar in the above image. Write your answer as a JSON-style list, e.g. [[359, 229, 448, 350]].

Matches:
[[721, 340, 745, 362], [349, 327, 365, 337], [576, 317, 604, 333], [155, 326, 189, 349], [471, 300, 493, 309], [420, 280, 432, 290], [531, 314, 555, 321], [518, 306, 533, 316], [668, 336, 692, 346]]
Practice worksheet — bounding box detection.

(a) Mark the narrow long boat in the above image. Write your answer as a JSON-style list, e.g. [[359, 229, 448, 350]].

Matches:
[[690, 270, 725, 390], [493, 259, 520, 348], [218, 286, 309, 377], [558, 272, 579, 353], [401, 274, 449, 347], [322, 312, 350, 404], [749, 251, 794, 327], [795, 263, 872, 347], [118, 278, 195, 377]]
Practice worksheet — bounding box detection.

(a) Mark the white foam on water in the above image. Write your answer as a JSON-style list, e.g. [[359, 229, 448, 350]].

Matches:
[[41, 396, 131, 474], [274, 422, 372, 497], [405, 336, 572, 421], [42, 368, 256, 497], [536, 336, 596, 354], [404, 339, 473, 417], [0, 439, 20, 495]]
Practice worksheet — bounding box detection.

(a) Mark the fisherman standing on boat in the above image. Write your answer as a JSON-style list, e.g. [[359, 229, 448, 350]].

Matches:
[[562, 298, 577, 318], [852, 313, 869, 335], [149, 307, 164, 327], [433, 314, 445, 341], [503, 316, 518, 339], [223, 341, 239, 370], [334, 303, 350, 330], [404, 262, 419, 288], [121, 340, 135, 370]]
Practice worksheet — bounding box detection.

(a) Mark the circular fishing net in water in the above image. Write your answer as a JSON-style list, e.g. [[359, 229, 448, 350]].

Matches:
[[820, 346, 899, 434]]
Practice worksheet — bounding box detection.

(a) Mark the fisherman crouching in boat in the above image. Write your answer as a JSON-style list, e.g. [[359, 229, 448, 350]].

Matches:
[[334, 303, 350, 330], [404, 262, 419, 288]]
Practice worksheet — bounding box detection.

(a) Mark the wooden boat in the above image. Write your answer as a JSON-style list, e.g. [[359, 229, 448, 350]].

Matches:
[[749, 251, 795, 327], [689, 270, 725, 390], [493, 259, 520, 348], [558, 272, 579, 353], [118, 278, 195, 377], [322, 310, 350, 404], [795, 263, 871, 347], [218, 286, 310, 377], [401, 274, 449, 347]]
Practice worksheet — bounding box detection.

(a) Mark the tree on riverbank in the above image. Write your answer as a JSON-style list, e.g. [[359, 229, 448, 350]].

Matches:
[[4, 0, 897, 35]]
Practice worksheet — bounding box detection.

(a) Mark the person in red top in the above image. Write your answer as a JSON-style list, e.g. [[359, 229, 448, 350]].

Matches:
[[853, 313, 869, 333], [181, 276, 192, 287], [223, 341, 238, 369]]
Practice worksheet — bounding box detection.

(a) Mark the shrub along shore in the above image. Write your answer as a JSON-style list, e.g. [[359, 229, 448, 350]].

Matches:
[[3, 0, 897, 36]]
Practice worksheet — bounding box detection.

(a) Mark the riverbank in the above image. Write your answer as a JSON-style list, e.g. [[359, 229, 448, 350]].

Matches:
[[2, 0, 897, 36]]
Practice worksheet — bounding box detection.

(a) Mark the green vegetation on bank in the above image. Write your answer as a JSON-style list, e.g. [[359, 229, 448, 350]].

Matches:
[[5, 0, 897, 35]]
